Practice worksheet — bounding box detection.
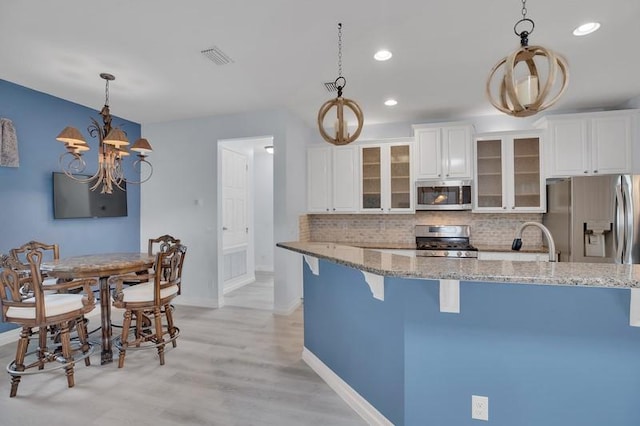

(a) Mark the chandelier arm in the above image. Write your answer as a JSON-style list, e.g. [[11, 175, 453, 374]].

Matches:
[[122, 157, 154, 184], [317, 99, 340, 144], [343, 99, 364, 142], [538, 54, 570, 110], [529, 48, 556, 110], [486, 58, 516, 115], [503, 53, 525, 113]]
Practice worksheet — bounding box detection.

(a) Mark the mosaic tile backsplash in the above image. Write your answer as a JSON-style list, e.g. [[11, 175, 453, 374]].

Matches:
[[301, 211, 544, 247]]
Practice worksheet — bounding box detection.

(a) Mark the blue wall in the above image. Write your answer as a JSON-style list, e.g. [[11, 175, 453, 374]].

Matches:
[[0, 79, 141, 332], [304, 260, 640, 426]]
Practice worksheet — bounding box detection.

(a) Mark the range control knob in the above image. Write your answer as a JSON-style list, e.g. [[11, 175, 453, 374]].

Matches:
[[457, 251, 462, 257]]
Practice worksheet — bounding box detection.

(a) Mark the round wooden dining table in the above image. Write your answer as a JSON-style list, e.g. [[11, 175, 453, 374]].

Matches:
[[41, 252, 155, 365]]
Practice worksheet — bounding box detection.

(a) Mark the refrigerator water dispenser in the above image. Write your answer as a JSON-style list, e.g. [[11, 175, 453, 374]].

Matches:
[[583, 221, 611, 258]]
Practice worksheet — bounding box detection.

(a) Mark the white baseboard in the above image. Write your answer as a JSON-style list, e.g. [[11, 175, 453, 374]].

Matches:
[[0, 327, 21, 347], [273, 297, 302, 316], [172, 296, 219, 309], [302, 347, 394, 426], [223, 274, 255, 295]]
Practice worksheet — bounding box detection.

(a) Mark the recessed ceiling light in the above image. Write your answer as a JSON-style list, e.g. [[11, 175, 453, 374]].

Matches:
[[573, 22, 601, 36], [384, 99, 398, 106], [374, 50, 392, 61]]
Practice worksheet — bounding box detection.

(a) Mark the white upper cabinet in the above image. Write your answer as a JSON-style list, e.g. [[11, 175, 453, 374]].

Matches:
[[413, 123, 473, 180], [360, 139, 414, 213], [537, 110, 637, 178], [307, 145, 359, 213], [474, 131, 545, 213]]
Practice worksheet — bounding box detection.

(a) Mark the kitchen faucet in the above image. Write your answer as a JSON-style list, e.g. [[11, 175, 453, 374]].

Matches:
[[512, 222, 557, 262]]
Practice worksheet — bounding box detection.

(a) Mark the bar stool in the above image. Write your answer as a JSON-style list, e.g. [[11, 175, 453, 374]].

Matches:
[[0, 252, 96, 397]]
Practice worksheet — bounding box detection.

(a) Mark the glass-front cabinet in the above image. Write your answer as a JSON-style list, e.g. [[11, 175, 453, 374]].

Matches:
[[361, 146, 382, 209], [360, 140, 413, 213], [474, 132, 544, 212]]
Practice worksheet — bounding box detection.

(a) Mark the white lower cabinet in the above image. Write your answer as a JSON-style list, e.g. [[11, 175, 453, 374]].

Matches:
[[474, 131, 545, 213], [307, 145, 358, 213]]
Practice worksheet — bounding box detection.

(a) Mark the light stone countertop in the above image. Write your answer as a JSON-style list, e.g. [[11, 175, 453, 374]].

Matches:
[[277, 241, 640, 289]]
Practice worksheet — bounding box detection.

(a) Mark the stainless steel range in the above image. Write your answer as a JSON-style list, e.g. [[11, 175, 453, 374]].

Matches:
[[415, 225, 478, 258]]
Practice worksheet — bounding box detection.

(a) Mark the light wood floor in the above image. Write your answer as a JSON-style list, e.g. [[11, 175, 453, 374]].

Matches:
[[0, 280, 365, 426], [224, 272, 275, 311]]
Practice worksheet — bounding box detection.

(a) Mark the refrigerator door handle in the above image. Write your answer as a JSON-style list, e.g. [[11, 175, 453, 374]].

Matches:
[[615, 181, 625, 263], [622, 175, 634, 264]]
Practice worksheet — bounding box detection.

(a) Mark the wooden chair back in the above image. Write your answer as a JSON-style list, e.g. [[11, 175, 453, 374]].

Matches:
[[0, 251, 46, 324], [148, 235, 181, 256], [153, 243, 187, 303]]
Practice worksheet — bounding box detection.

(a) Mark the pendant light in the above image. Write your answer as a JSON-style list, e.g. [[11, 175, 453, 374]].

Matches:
[[317, 23, 364, 145], [486, 0, 569, 117]]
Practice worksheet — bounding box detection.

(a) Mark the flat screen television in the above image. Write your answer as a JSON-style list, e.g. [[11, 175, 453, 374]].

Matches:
[[52, 172, 128, 219]]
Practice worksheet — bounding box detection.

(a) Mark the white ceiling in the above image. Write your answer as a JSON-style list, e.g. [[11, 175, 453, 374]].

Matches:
[[1, 0, 639, 128]]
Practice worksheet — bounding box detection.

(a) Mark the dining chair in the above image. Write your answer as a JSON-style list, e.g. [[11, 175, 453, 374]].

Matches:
[[111, 243, 187, 368], [10, 241, 61, 290], [0, 251, 96, 397]]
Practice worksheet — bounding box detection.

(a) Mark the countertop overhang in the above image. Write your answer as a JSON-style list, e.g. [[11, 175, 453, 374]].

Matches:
[[277, 241, 640, 289]]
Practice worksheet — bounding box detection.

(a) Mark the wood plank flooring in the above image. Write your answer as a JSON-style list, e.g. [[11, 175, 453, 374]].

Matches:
[[0, 280, 365, 426]]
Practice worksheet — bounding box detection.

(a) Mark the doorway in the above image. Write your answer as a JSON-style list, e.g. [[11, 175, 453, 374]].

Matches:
[[216, 136, 274, 308]]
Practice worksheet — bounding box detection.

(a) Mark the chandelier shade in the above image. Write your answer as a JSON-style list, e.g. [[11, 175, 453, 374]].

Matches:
[[54, 73, 153, 194], [56, 126, 87, 145]]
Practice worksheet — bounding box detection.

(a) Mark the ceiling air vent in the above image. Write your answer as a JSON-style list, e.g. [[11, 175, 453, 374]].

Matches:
[[201, 46, 234, 65], [323, 81, 338, 92]]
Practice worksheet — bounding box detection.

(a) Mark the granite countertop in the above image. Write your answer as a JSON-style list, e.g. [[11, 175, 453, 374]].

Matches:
[[277, 241, 640, 289]]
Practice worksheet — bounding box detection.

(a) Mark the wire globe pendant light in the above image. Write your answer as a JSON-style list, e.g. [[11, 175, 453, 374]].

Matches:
[[486, 0, 569, 117], [317, 23, 364, 145], [55, 73, 153, 194]]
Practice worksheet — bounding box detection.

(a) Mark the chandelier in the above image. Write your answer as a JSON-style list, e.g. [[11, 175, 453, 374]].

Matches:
[[55, 73, 153, 194], [486, 0, 569, 117], [317, 23, 364, 145]]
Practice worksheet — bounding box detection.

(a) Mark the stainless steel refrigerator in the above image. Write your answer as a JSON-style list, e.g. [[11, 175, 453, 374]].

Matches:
[[543, 175, 640, 264]]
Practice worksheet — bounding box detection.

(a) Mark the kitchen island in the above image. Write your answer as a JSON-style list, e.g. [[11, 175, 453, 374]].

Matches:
[[278, 241, 640, 426]]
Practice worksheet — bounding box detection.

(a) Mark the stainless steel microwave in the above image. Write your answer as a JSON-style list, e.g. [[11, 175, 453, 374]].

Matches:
[[415, 180, 472, 210]]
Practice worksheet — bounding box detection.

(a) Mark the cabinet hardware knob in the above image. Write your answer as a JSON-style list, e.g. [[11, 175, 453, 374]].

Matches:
[[594, 170, 598, 173], [446, 174, 449, 177], [584, 170, 588, 173], [503, 206, 507, 209], [333, 208, 336, 211], [438, 174, 441, 177], [512, 206, 515, 209]]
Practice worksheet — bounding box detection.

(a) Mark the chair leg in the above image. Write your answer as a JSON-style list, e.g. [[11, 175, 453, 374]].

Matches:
[[154, 307, 165, 365], [38, 325, 48, 370], [165, 304, 177, 348], [76, 317, 91, 367], [10, 327, 31, 398], [59, 322, 75, 389], [118, 310, 132, 368]]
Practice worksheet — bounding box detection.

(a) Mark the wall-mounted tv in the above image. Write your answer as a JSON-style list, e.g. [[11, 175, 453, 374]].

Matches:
[[52, 172, 128, 219]]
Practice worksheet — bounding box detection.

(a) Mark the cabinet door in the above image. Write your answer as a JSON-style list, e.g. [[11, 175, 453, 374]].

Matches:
[[332, 146, 358, 212], [307, 146, 331, 212], [591, 114, 632, 174], [512, 136, 544, 211], [389, 144, 413, 211], [443, 126, 472, 179], [547, 119, 589, 177], [361, 146, 383, 211], [475, 139, 505, 210], [415, 128, 442, 179]]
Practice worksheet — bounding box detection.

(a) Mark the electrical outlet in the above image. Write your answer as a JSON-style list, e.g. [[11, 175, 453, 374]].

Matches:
[[472, 395, 489, 421]]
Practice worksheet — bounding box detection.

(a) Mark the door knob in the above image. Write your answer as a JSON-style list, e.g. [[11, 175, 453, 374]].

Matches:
[[222, 227, 228, 230]]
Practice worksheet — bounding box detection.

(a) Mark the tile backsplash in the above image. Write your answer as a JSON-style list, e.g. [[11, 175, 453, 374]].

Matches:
[[301, 211, 544, 247]]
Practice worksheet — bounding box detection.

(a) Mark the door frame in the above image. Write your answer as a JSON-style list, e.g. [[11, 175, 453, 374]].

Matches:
[[216, 135, 274, 307]]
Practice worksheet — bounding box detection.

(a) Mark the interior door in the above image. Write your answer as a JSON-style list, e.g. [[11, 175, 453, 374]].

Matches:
[[222, 147, 248, 249]]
